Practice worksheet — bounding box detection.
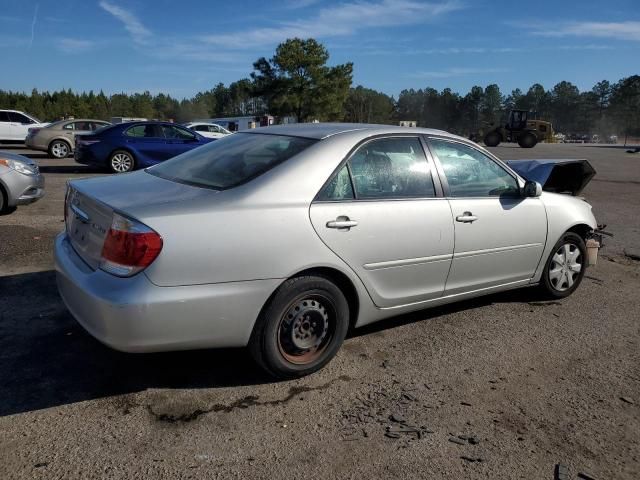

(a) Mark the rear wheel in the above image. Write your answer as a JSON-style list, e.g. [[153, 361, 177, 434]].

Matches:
[[540, 232, 586, 299], [249, 275, 349, 379], [518, 132, 537, 148], [49, 140, 71, 159], [109, 150, 135, 173], [484, 131, 501, 147]]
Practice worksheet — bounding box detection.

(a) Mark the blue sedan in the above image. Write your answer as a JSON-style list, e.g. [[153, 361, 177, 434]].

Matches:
[[74, 121, 213, 173]]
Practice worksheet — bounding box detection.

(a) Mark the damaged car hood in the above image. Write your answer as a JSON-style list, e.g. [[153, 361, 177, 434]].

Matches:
[[506, 159, 596, 196]]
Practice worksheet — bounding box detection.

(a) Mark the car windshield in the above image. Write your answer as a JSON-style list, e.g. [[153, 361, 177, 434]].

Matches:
[[147, 132, 316, 189]]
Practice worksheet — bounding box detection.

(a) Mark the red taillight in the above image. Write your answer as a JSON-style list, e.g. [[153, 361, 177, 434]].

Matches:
[[100, 213, 162, 277], [28, 128, 41, 135]]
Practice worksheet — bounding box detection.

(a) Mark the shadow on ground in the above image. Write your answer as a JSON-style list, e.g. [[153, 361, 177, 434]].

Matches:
[[38, 165, 103, 174], [0, 270, 543, 417]]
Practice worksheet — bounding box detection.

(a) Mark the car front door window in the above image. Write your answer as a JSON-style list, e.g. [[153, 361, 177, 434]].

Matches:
[[8, 112, 33, 124], [162, 125, 196, 140], [347, 137, 436, 199], [429, 139, 519, 197]]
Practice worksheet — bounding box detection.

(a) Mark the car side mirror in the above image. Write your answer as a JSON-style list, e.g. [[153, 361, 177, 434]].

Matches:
[[523, 180, 542, 197]]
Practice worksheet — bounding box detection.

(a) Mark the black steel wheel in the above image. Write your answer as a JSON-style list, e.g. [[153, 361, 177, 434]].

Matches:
[[484, 131, 501, 147], [249, 275, 349, 379], [518, 132, 538, 148]]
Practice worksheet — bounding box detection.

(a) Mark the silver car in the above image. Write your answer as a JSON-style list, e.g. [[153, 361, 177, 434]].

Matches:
[[55, 124, 599, 378], [26, 119, 111, 159], [0, 151, 45, 213]]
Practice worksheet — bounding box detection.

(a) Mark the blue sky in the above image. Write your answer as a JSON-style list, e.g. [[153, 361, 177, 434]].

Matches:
[[0, 0, 638, 99]]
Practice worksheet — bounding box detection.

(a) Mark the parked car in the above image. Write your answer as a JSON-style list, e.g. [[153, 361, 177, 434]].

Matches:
[[56, 124, 599, 378], [183, 122, 232, 139], [25, 119, 111, 159], [74, 121, 212, 173], [0, 151, 45, 213], [0, 110, 48, 142]]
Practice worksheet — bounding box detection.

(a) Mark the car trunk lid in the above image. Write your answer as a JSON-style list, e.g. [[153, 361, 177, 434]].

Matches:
[[65, 186, 114, 270], [66, 171, 220, 269]]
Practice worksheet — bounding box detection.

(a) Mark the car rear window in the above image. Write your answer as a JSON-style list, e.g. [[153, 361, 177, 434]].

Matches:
[[147, 133, 316, 190]]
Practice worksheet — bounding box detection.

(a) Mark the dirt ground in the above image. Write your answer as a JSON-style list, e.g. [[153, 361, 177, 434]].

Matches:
[[0, 143, 638, 479]]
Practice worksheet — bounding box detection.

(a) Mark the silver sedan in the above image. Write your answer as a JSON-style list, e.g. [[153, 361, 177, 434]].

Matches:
[[0, 151, 45, 214], [55, 124, 599, 378]]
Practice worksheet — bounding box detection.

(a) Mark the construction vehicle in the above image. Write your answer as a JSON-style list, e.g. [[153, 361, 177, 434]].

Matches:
[[483, 110, 553, 148]]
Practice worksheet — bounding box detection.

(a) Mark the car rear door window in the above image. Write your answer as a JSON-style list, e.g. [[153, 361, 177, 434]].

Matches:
[[0, 112, 10, 122], [429, 139, 519, 197], [347, 137, 435, 199], [74, 121, 92, 131], [317, 165, 355, 201], [126, 124, 163, 138]]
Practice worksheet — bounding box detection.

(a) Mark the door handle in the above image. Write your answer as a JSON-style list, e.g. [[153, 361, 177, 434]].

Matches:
[[326, 216, 358, 230], [455, 211, 478, 223]]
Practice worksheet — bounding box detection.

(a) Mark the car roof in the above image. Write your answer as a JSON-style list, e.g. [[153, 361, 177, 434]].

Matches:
[[50, 118, 110, 125], [245, 123, 453, 140], [122, 121, 182, 126]]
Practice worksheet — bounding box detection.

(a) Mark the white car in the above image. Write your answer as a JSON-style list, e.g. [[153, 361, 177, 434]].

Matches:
[[0, 110, 48, 142], [183, 122, 231, 139]]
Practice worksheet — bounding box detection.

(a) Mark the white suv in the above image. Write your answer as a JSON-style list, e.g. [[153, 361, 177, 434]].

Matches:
[[0, 110, 48, 142], [183, 122, 231, 139]]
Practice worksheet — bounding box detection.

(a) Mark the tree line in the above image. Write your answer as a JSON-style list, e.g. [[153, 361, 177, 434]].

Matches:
[[1, 38, 638, 138]]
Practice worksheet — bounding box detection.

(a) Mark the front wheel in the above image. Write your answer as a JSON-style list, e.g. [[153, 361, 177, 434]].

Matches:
[[484, 131, 501, 147], [249, 275, 350, 379], [540, 232, 586, 299], [109, 150, 135, 173], [518, 132, 538, 148]]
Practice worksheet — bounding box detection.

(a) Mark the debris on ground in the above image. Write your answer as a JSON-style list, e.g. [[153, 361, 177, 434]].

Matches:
[[448, 436, 466, 445], [623, 249, 640, 262], [577, 473, 597, 480], [460, 455, 483, 463], [619, 396, 635, 405], [555, 464, 570, 480]]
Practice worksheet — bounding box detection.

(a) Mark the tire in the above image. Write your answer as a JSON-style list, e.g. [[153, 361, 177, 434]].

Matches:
[[517, 132, 537, 148], [540, 232, 587, 299], [109, 150, 135, 173], [0, 184, 6, 213], [484, 131, 501, 147], [48, 140, 71, 159], [249, 275, 350, 379]]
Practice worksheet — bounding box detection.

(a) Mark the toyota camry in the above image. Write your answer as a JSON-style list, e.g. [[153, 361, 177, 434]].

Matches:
[[55, 124, 600, 378]]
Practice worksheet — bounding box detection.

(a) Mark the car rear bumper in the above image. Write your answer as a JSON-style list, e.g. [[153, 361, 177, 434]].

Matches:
[[25, 136, 47, 151], [74, 148, 102, 166], [0, 170, 45, 206], [54, 233, 280, 352]]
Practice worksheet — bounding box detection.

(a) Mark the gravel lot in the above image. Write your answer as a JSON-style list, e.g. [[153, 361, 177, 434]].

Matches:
[[1, 142, 638, 479]]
